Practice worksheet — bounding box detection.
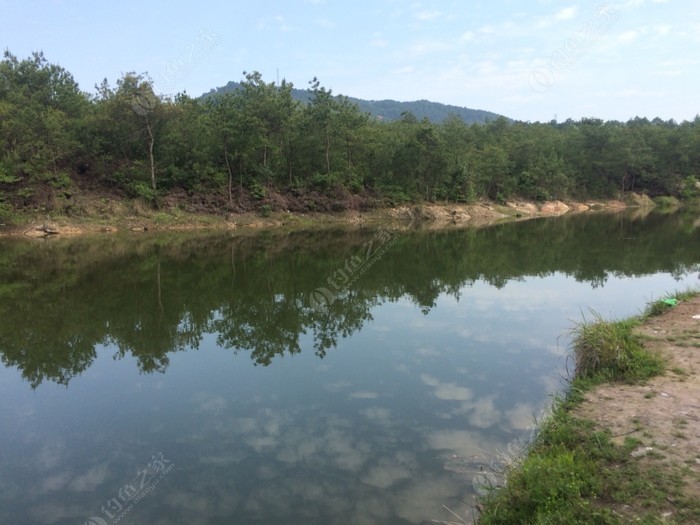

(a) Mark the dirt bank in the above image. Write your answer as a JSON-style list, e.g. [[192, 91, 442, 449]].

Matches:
[[476, 293, 700, 524], [573, 296, 700, 520], [0, 198, 646, 238]]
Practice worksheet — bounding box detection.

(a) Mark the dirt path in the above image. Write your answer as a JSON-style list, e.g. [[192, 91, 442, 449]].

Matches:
[[574, 296, 700, 518]]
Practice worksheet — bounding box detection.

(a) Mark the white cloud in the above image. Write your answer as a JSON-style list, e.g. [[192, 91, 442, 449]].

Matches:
[[467, 396, 502, 428], [40, 472, 71, 493], [256, 15, 295, 32], [194, 392, 228, 414], [505, 402, 537, 430], [361, 456, 413, 488], [416, 346, 441, 357], [69, 464, 110, 492], [618, 30, 639, 42], [537, 5, 579, 28], [315, 18, 335, 28], [409, 39, 453, 55], [474, 60, 499, 75], [370, 38, 389, 48], [421, 374, 473, 401], [425, 429, 503, 457], [415, 10, 441, 21], [350, 390, 379, 399], [359, 407, 392, 423], [555, 6, 579, 21], [653, 25, 671, 36]]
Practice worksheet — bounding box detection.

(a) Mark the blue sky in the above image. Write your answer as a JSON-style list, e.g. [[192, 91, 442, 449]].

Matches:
[[2, 0, 698, 122]]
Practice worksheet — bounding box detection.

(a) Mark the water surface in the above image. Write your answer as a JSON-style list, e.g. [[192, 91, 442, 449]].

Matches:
[[0, 210, 698, 524]]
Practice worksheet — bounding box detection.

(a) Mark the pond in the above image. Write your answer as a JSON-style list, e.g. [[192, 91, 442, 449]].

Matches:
[[0, 209, 698, 525]]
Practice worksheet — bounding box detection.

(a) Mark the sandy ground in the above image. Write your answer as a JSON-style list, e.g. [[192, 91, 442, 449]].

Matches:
[[574, 296, 700, 518]]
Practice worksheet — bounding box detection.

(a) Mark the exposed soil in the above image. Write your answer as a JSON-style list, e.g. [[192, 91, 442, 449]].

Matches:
[[0, 196, 645, 238], [574, 296, 700, 521]]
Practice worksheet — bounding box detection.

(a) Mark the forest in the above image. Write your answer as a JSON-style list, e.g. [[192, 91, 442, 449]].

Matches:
[[1, 50, 699, 219]]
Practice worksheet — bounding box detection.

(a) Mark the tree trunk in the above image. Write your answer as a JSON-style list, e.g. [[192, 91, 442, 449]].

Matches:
[[239, 157, 243, 194], [146, 121, 156, 193], [325, 127, 331, 175], [287, 135, 293, 185], [224, 144, 233, 206]]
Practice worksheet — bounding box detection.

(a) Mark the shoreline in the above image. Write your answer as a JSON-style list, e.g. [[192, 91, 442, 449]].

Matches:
[[0, 197, 652, 239], [478, 292, 700, 523]]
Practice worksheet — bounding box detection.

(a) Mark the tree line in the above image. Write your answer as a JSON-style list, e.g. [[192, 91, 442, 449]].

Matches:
[[1, 51, 699, 217]]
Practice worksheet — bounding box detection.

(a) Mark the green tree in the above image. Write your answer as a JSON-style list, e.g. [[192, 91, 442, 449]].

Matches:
[[0, 51, 88, 201]]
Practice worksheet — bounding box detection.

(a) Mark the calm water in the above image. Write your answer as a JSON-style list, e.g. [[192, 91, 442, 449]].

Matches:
[[0, 210, 698, 525]]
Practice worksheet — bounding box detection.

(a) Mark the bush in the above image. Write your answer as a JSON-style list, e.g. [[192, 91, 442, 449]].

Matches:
[[653, 195, 680, 210], [0, 163, 20, 184], [48, 171, 72, 189], [127, 181, 156, 202], [681, 176, 699, 199], [0, 201, 14, 220], [309, 172, 339, 191], [534, 188, 551, 202], [379, 184, 414, 205], [249, 180, 267, 201]]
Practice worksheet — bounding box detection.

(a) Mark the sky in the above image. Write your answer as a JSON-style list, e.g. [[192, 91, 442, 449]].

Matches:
[[2, 0, 698, 123]]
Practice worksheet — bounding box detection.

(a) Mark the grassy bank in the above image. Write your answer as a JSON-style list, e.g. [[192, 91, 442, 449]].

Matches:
[[478, 291, 700, 524]]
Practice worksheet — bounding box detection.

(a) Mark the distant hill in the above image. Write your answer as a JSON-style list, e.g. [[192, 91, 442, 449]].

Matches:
[[202, 81, 507, 124]]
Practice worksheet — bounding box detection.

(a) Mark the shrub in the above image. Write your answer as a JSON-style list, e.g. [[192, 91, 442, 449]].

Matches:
[[249, 180, 267, 201], [127, 181, 156, 202], [681, 176, 699, 199], [0, 163, 20, 184], [653, 195, 680, 210]]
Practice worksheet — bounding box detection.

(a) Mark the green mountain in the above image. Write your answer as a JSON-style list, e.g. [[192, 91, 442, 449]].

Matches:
[[202, 81, 507, 124]]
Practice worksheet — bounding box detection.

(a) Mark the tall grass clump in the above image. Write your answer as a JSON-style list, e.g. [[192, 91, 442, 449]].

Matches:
[[571, 313, 664, 383]]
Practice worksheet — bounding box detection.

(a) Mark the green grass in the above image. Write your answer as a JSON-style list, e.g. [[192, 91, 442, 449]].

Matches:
[[477, 402, 681, 524], [571, 313, 664, 384], [479, 395, 700, 524], [478, 293, 700, 524], [644, 289, 699, 318]]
